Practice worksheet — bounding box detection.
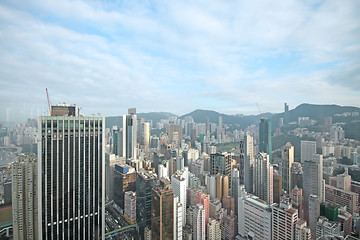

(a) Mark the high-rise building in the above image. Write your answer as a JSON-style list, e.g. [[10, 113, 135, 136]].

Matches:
[[223, 210, 237, 240], [291, 162, 303, 189], [151, 178, 174, 240], [239, 194, 272, 240], [124, 191, 136, 224], [12, 155, 38, 240], [301, 141, 316, 164], [210, 153, 231, 179], [308, 194, 320, 238], [125, 108, 137, 159], [231, 168, 240, 213], [173, 196, 183, 240], [193, 204, 205, 240], [171, 170, 187, 227], [113, 164, 136, 209], [136, 170, 157, 238], [292, 186, 303, 219], [282, 142, 294, 193], [303, 154, 323, 210], [272, 201, 298, 240], [284, 103, 289, 126], [242, 134, 254, 193], [273, 171, 282, 204], [207, 218, 221, 240], [196, 193, 210, 232], [259, 118, 272, 163], [253, 152, 273, 204], [166, 124, 183, 148], [37, 106, 105, 239]]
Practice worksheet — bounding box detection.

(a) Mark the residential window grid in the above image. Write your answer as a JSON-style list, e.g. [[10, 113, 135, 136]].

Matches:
[[40, 117, 104, 239]]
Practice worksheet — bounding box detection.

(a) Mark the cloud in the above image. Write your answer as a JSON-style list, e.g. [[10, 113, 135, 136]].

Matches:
[[0, 0, 359, 122]]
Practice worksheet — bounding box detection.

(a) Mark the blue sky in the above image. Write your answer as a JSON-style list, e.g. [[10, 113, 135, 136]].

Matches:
[[0, 0, 359, 122]]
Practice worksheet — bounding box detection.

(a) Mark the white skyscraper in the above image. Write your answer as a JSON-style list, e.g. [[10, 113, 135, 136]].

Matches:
[[243, 134, 254, 193], [301, 141, 316, 164], [303, 154, 323, 208], [282, 142, 294, 193], [193, 204, 205, 240], [171, 170, 187, 227], [173, 196, 183, 240]]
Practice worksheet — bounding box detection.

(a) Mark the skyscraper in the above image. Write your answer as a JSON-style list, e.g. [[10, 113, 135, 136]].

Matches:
[[303, 154, 323, 209], [113, 164, 136, 209], [125, 108, 137, 159], [272, 202, 298, 240], [136, 170, 157, 238], [308, 194, 320, 237], [12, 155, 38, 240], [242, 134, 254, 193], [284, 103, 289, 126], [171, 170, 187, 226], [193, 204, 206, 240], [38, 105, 105, 239], [253, 152, 273, 204], [301, 141, 316, 164], [151, 178, 174, 240], [282, 142, 294, 193], [259, 118, 272, 163]]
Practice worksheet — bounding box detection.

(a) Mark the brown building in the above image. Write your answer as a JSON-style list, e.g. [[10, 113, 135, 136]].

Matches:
[[325, 184, 359, 214], [114, 164, 137, 209], [273, 171, 282, 204], [151, 178, 174, 240]]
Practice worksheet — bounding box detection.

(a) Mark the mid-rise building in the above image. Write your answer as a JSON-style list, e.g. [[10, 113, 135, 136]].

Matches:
[[210, 152, 231, 180], [12, 156, 37, 240], [316, 216, 341, 239], [124, 191, 136, 224], [114, 164, 136, 209], [325, 184, 359, 213], [292, 186, 303, 219], [37, 106, 105, 239], [272, 201, 298, 240], [295, 219, 311, 240]]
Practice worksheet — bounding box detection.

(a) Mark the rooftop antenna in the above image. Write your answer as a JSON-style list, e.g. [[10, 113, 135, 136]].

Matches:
[[46, 88, 51, 116]]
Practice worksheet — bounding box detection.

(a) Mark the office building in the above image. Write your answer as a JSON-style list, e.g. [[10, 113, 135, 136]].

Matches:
[[114, 164, 136, 209], [12, 156, 37, 240], [291, 162, 303, 189], [282, 142, 294, 193], [125, 108, 137, 159], [171, 170, 187, 227], [210, 152, 231, 179], [166, 124, 183, 148], [308, 194, 320, 238], [272, 201, 298, 240], [303, 154, 323, 209], [253, 152, 273, 204], [193, 204, 205, 240], [124, 191, 136, 224], [259, 118, 272, 163], [37, 105, 105, 239], [240, 194, 272, 240], [301, 141, 316, 164], [151, 178, 174, 240], [137, 170, 157, 238]]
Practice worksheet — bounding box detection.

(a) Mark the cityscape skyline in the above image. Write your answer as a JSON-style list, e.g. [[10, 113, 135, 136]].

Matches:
[[1, 0, 360, 122]]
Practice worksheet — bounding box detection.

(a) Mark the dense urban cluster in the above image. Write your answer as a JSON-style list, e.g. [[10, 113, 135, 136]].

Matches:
[[1, 103, 360, 240]]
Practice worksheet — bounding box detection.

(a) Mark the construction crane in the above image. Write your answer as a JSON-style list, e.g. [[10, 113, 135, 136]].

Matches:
[[256, 102, 264, 119], [46, 88, 51, 116]]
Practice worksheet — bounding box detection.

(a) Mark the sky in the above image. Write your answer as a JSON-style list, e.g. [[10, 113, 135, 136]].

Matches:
[[0, 0, 360, 122]]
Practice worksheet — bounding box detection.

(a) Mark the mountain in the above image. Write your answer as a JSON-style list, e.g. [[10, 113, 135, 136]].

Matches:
[[271, 103, 360, 128], [179, 109, 272, 128], [105, 112, 177, 129]]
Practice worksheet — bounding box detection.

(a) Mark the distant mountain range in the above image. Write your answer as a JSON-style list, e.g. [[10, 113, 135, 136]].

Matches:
[[105, 103, 360, 131]]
